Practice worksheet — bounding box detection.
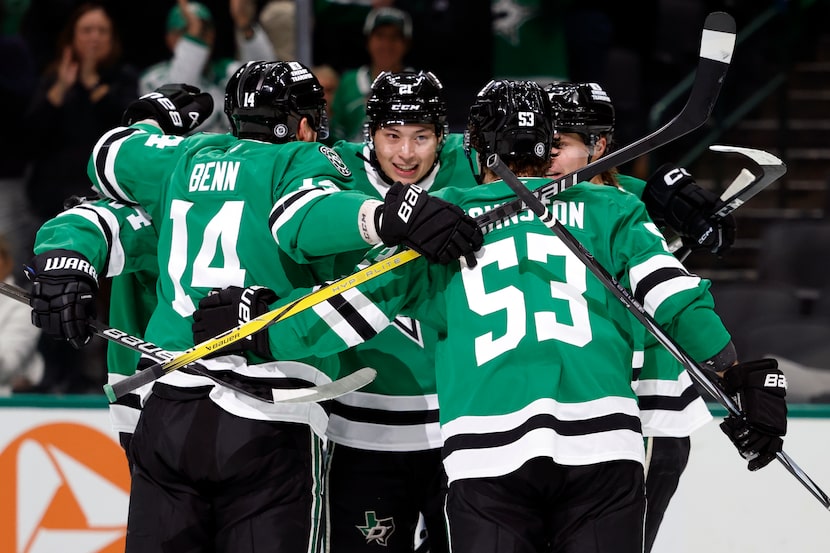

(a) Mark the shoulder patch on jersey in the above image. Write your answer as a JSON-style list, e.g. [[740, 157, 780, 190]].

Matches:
[[319, 145, 352, 177]]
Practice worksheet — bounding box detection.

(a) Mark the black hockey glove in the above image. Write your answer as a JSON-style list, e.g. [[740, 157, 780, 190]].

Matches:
[[192, 285, 278, 359], [376, 182, 484, 266], [121, 83, 214, 135], [643, 163, 736, 255], [717, 359, 788, 471], [28, 249, 98, 349]]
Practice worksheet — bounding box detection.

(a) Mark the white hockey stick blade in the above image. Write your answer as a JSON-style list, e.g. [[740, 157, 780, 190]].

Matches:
[[0, 280, 375, 404], [271, 368, 376, 403], [709, 144, 787, 217], [710, 144, 785, 168]]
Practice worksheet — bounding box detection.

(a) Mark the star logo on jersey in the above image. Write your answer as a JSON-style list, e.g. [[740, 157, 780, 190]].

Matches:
[[492, 0, 535, 46], [0, 422, 130, 553], [356, 511, 395, 546]]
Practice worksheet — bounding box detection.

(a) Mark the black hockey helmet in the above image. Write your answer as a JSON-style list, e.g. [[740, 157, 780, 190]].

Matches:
[[224, 60, 329, 143], [363, 70, 449, 146], [465, 79, 554, 168], [544, 82, 615, 139]]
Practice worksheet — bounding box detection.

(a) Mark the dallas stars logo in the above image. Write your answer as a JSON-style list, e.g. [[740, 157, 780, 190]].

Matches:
[[356, 511, 396, 546]]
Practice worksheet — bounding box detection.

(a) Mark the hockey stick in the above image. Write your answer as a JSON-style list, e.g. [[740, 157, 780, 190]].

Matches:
[[475, 11, 736, 229], [672, 145, 787, 260], [0, 281, 376, 404], [103, 249, 420, 401], [486, 153, 830, 510], [103, 11, 737, 401]]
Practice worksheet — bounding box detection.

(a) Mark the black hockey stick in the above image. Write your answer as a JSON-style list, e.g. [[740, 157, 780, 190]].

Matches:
[[475, 11, 736, 229], [94, 11, 737, 402], [486, 153, 830, 510], [673, 145, 787, 261], [0, 281, 376, 404]]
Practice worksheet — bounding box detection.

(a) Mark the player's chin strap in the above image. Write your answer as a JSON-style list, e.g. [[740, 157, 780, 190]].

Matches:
[[485, 152, 830, 511]]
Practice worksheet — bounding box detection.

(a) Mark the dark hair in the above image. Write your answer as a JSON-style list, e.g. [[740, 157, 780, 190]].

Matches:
[[48, 2, 122, 74]]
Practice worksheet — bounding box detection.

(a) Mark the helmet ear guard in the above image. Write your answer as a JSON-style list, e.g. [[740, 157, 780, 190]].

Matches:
[[224, 60, 329, 143]]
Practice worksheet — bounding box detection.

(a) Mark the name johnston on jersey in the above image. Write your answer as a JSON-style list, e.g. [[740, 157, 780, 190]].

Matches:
[[472, 199, 585, 231]]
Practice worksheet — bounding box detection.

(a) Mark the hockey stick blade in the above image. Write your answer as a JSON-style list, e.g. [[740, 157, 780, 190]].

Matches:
[[0, 281, 376, 404], [709, 144, 787, 217], [486, 153, 830, 511], [475, 11, 735, 229], [271, 368, 376, 403], [674, 145, 786, 260]]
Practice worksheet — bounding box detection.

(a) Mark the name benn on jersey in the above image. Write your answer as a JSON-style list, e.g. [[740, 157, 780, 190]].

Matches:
[[189, 161, 240, 192], [469, 200, 585, 231]]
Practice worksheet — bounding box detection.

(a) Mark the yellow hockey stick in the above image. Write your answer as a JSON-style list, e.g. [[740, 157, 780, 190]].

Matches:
[[104, 248, 421, 401]]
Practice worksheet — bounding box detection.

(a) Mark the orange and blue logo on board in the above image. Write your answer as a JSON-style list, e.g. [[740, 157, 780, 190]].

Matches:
[[0, 422, 130, 553]]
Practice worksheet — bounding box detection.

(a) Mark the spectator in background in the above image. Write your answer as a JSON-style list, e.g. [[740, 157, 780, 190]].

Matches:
[[329, 6, 413, 143], [0, 233, 44, 395], [21, 0, 137, 229], [312, 63, 339, 145], [260, 0, 295, 61], [140, 0, 275, 134], [20, 1, 135, 393]]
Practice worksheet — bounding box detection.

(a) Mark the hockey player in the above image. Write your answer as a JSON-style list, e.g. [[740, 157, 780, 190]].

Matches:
[[330, 71, 476, 553], [543, 81, 736, 552], [30, 83, 214, 463], [27, 60, 482, 553], [197, 70, 477, 553], [318, 70, 475, 552], [192, 79, 788, 553]]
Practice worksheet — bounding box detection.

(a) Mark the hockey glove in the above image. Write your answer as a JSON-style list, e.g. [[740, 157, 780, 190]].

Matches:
[[192, 285, 278, 360], [121, 83, 214, 135], [717, 359, 788, 471], [643, 163, 736, 255], [28, 249, 99, 349], [376, 182, 484, 266]]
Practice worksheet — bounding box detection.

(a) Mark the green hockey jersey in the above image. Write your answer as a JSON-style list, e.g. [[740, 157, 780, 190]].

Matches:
[[261, 178, 732, 484], [326, 134, 477, 451], [34, 198, 159, 434], [617, 173, 713, 437], [86, 123, 377, 430]]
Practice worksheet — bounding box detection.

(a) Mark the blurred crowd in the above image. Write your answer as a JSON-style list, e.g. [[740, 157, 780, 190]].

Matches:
[[0, 0, 791, 394]]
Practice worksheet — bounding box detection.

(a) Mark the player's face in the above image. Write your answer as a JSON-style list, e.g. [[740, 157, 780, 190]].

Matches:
[[546, 132, 592, 179], [373, 124, 439, 184]]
